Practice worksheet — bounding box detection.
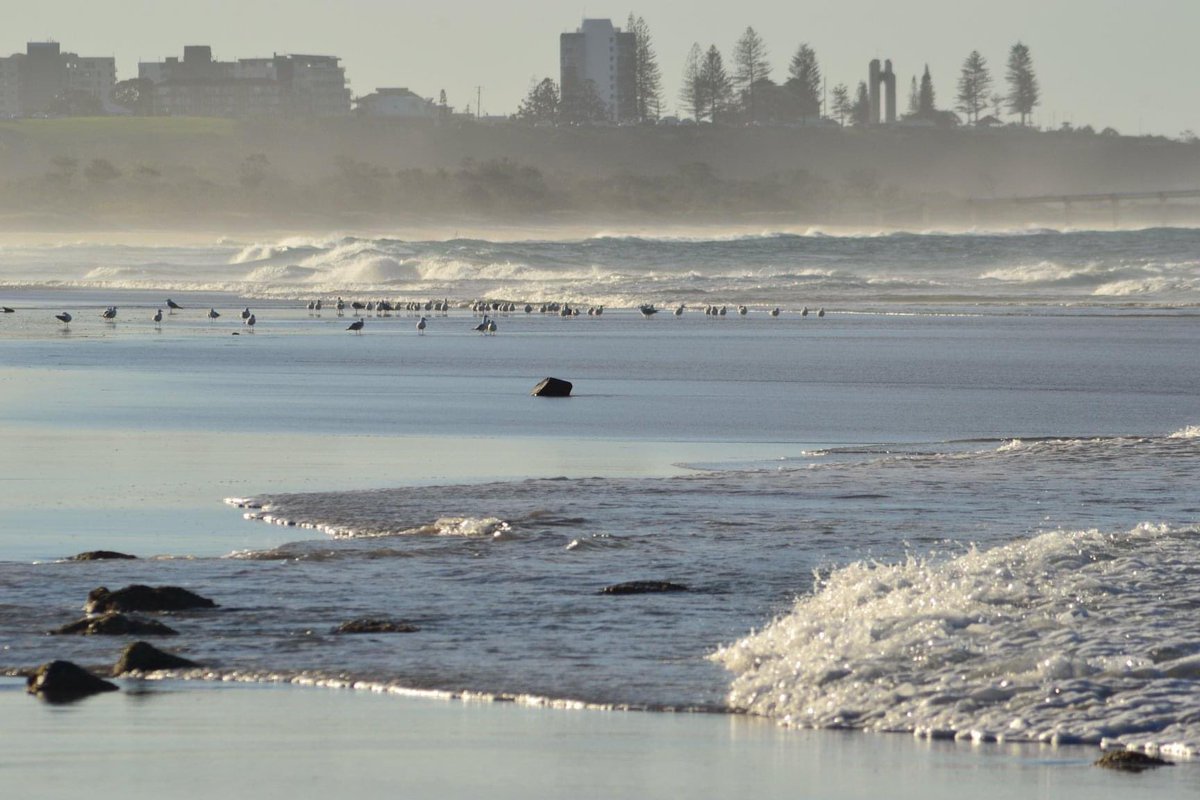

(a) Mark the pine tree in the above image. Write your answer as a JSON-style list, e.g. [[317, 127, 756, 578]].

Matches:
[[786, 44, 822, 121], [732, 27, 770, 122], [918, 65, 936, 118], [956, 50, 992, 125], [852, 81, 871, 127], [627, 14, 663, 123], [907, 76, 919, 116], [680, 43, 703, 121], [1006, 42, 1040, 126], [831, 83, 850, 126], [699, 45, 733, 123]]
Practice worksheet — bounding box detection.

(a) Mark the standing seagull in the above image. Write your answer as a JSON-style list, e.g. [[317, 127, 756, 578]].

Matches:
[[245, 313, 256, 332], [769, 307, 780, 318], [166, 299, 182, 314], [152, 309, 163, 326], [207, 308, 220, 322], [486, 318, 497, 335], [241, 307, 251, 320], [346, 318, 365, 334], [817, 307, 826, 318], [56, 312, 72, 325], [416, 316, 427, 335], [101, 306, 117, 320], [473, 316, 489, 334]]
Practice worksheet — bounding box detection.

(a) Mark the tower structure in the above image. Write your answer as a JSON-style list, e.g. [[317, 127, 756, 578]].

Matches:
[[868, 59, 897, 125], [559, 19, 636, 122]]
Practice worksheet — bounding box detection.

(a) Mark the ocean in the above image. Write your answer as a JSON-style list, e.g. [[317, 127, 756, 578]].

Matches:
[[1, 227, 1198, 780]]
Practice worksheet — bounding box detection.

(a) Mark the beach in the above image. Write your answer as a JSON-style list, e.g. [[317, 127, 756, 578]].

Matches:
[[1, 229, 1198, 795]]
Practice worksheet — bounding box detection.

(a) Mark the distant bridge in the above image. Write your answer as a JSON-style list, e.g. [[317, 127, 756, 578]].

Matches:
[[967, 189, 1200, 226]]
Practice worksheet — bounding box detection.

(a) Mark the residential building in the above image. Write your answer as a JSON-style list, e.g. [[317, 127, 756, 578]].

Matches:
[[559, 19, 635, 122], [139, 46, 350, 117], [355, 87, 439, 119], [0, 42, 116, 116]]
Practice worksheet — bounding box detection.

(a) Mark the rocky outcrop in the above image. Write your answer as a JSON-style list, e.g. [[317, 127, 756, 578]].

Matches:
[[1094, 750, 1174, 772], [112, 641, 199, 674], [85, 585, 217, 614], [334, 618, 420, 634], [53, 612, 179, 636], [26, 660, 118, 701], [531, 377, 573, 397], [601, 580, 690, 595], [70, 550, 138, 561]]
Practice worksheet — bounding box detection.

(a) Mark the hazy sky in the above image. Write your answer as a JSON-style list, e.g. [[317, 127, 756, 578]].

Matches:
[[7, 0, 1199, 135]]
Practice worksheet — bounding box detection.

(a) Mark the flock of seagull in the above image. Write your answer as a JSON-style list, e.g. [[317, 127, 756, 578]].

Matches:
[[6, 296, 827, 336]]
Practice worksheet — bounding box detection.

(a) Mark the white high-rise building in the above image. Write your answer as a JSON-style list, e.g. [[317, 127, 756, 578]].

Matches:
[[559, 19, 636, 122]]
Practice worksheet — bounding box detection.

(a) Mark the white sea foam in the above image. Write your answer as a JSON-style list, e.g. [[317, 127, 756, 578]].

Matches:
[[713, 523, 1200, 756]]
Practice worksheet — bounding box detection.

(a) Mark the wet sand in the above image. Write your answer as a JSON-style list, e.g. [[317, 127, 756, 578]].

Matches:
[[4, 678, 1196, 800]]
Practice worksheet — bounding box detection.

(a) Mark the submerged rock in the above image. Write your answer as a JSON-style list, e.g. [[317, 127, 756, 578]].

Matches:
[[334, 618, 421, 634], [85, 585, 217, 614], [53, 612, 179, 636], [531, 377, 573, 397], [601, 580, 690, 595], [113, 641, 199, 674], [1093, 750, 1174, 772], [70, 550, 138, 561], [26, 660, 118, 701]]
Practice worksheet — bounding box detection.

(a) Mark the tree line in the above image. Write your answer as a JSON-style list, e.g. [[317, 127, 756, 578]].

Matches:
[[518, 16, 1042, 130]]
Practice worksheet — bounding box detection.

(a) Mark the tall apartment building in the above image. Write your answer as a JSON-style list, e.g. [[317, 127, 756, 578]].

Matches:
[[559, 19, 636, 122], [0, 42, 116, 117], [138, 46, 351, 117]]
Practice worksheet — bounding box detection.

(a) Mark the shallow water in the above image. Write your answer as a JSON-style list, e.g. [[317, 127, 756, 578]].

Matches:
[[1, 229, 1198, 763]]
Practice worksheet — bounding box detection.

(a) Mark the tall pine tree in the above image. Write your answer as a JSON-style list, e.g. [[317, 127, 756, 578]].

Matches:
[[831, 83, 850, 126], [852, 81, 871, 127], [786, 44, 822, 121], [680, 43, 703, 121], [700, 45, 733, 123], [732, 27, 770, 122], [956, 50, 992, 125], [918, 65, 936, 118], [1006, 42, 1040, 126], [627, 14, 663, 122]]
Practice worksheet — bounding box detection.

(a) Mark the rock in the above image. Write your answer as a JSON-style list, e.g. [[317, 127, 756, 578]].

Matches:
[[601, 580, 690, 595], [334, 618, 420, 634], [531, 377, 573, 397], [1093, 750, 1174, 772], [113, 641, 199, 674], [70, 550, 138, 561], [26, 660, 118, 701], [53, 612, 179, 636], [85, 585, 217, 614]]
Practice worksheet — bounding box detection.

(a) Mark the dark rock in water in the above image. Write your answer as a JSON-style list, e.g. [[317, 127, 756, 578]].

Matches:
[[26, 660, 118, 701], [531, 377, 573, 397], [71, 550, 138, 561], [113, 641, 199, 674], [601, 580, 690, 595], [53, 612, 179, 636], [1093, 750, 1174, 772], [334, 618, 420, 634], [85, 585, 217, 614]]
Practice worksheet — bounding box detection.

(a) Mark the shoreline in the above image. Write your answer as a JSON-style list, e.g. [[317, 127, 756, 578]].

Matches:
[[4, 677, 1195, 799]]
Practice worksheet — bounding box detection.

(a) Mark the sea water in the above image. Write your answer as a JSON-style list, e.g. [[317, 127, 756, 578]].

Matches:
[[0, 228, 1197, 758]]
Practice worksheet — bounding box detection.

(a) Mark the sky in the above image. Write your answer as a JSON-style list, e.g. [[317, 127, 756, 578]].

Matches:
[[6, 0, 1199, 136]]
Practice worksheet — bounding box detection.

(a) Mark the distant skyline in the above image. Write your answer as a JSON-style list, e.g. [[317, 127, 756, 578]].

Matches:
[[6, 0, 1199, 135]]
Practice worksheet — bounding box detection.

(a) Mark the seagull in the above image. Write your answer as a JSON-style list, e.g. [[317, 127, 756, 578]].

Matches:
[[769, 307, 780, 317], [241, 307, 251, 320], [152, 309, 163, 325], [639, 304, 658, 317], [346, 318, 364, 334], [314, 299, 322, 312], [245, 314, 256, 331], [817, 307, 826, 317], [56, 312, 72, 324], [800, 306, 809, 317], [416, 316, 427, 335], [473, 316, 489, 334], [674, 304, 684, 316], [486, 318, 497, 335], [207, 308, 220, 322], [2, 306, 14, 313], [166, 299, 182, 313], [101, 306, 117, 320]]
